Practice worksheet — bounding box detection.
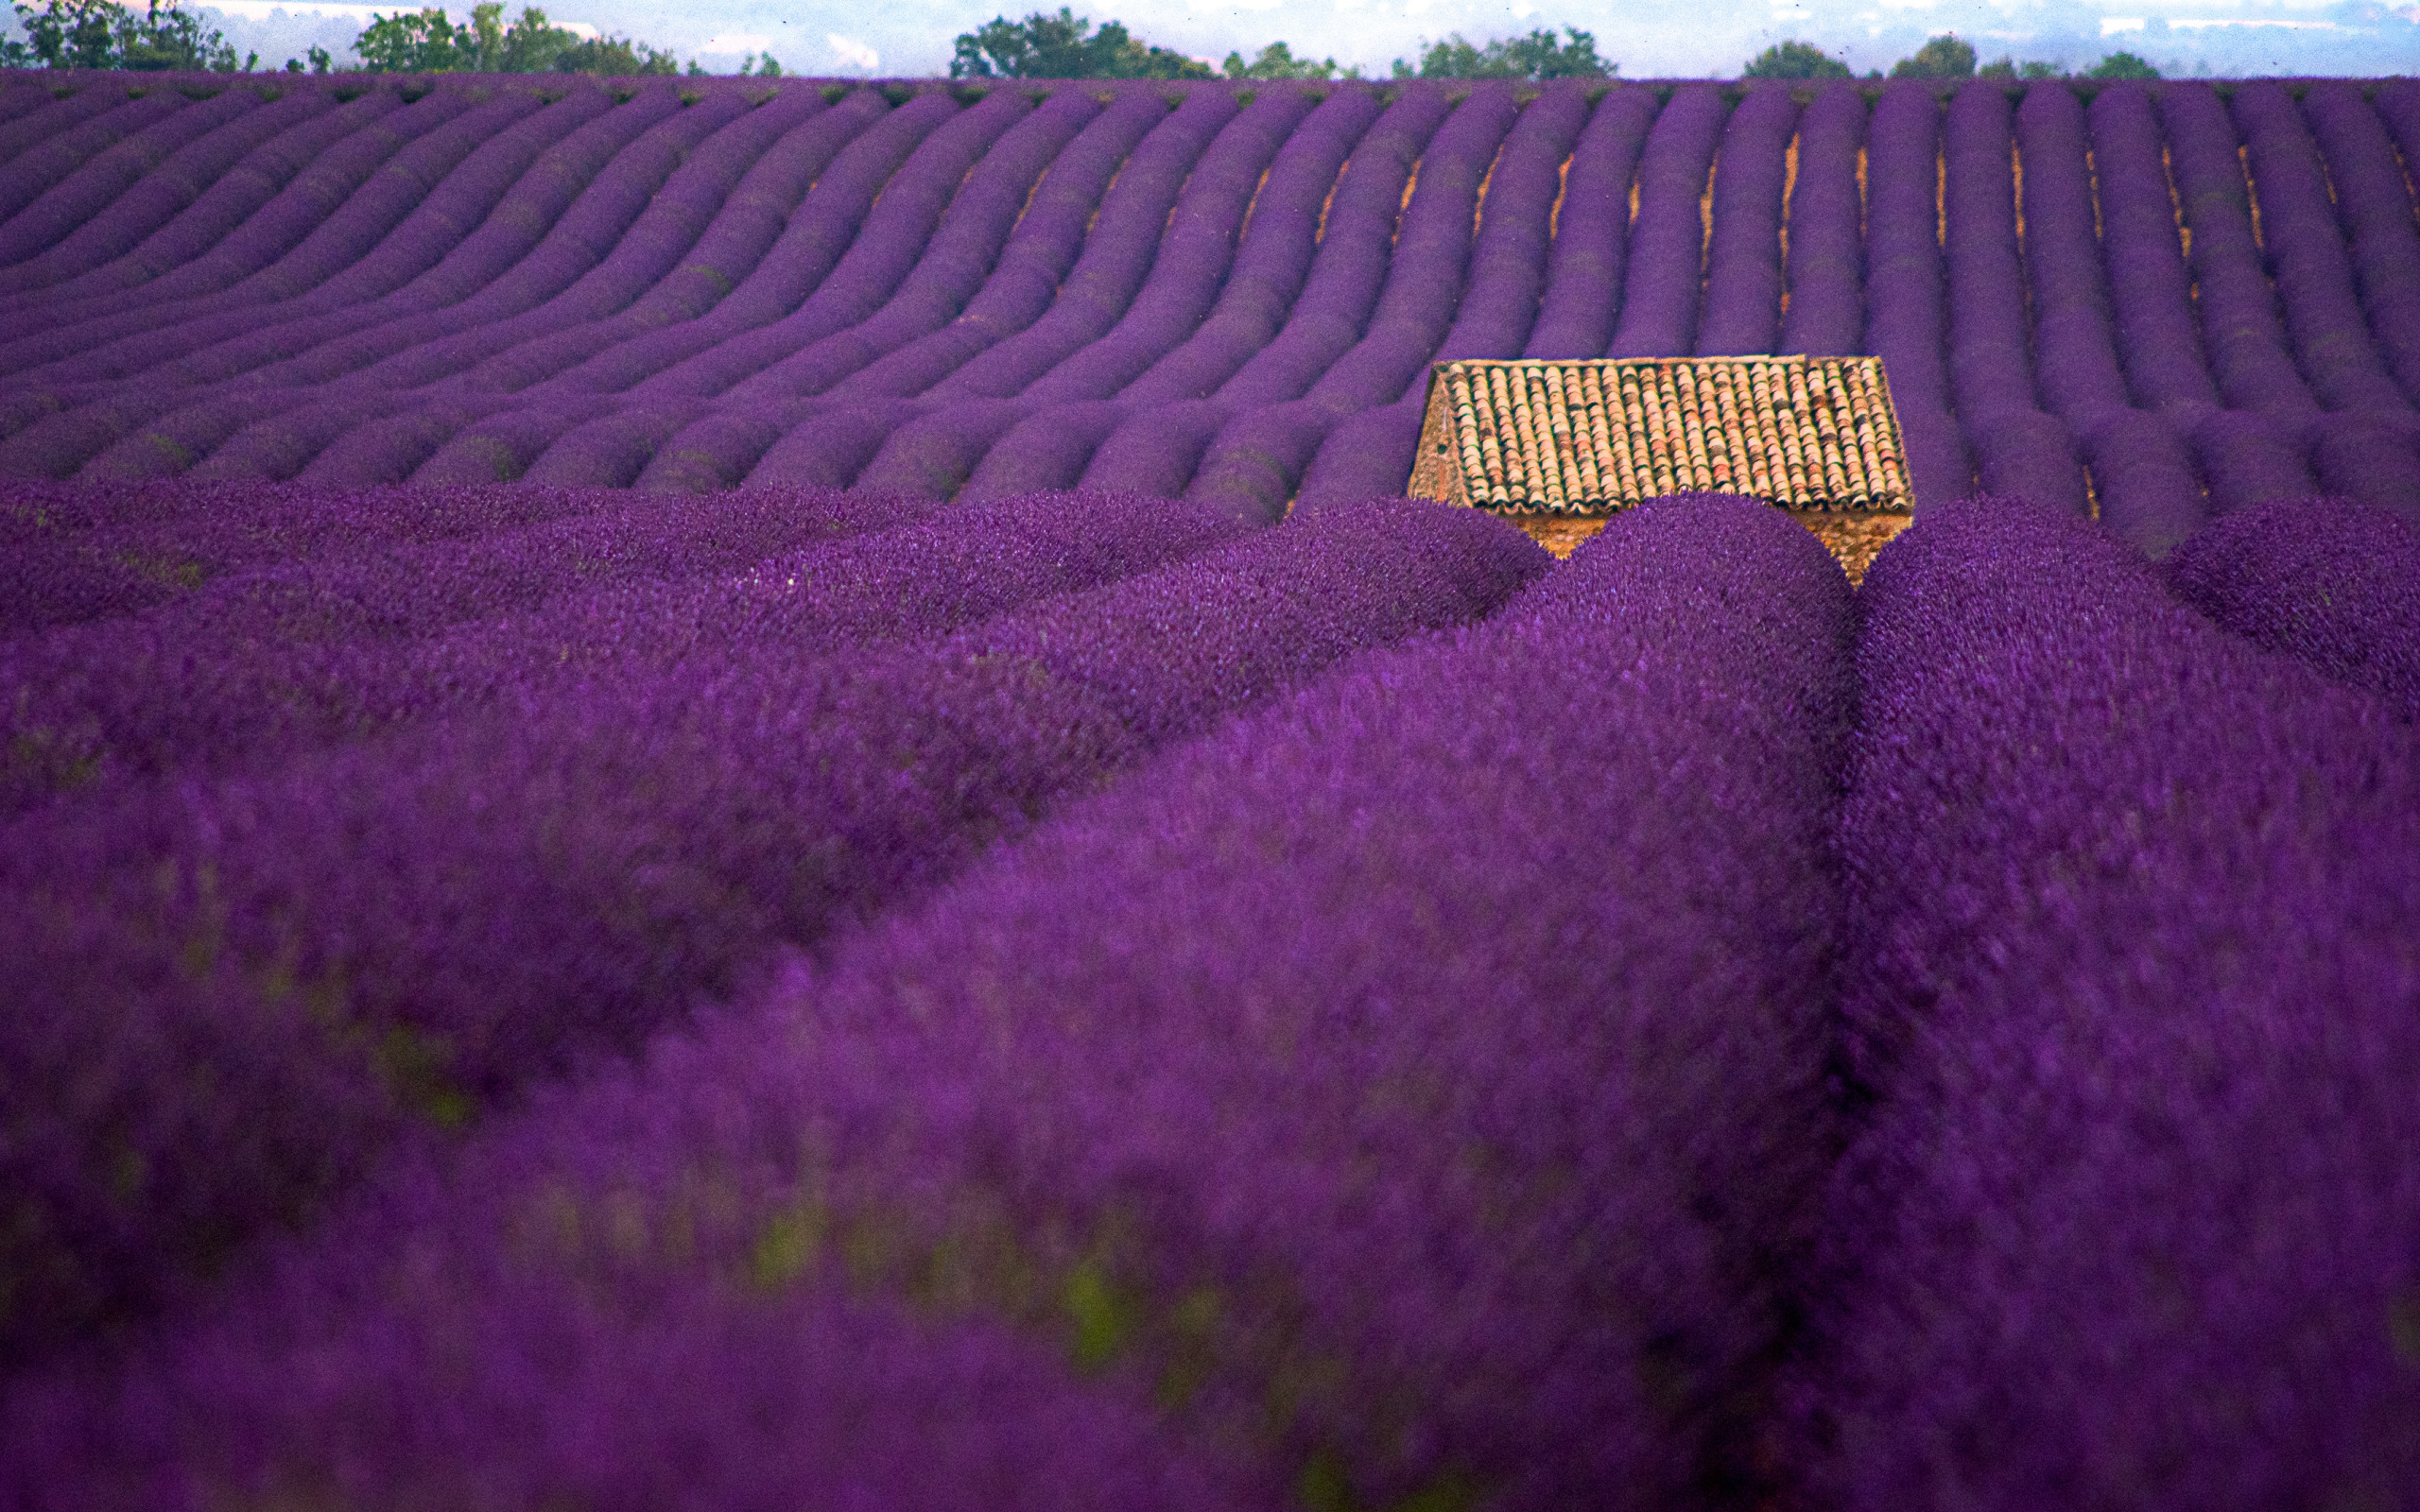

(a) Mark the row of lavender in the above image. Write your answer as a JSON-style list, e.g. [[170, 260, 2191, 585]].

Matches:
[[2, 73, 2417, 528], [3, 479, 2417, 1506], [0, 474, 1546, 1372]]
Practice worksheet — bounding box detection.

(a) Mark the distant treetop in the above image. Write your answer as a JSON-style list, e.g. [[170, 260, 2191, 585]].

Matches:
[[951, 9, 1212, 79], [1395, 27, 1613, 80], [1222, 40, 1337, 81], [2, 0, 253, 71], [350, 4, 696, 75], [2084, 50, 2160, 79], [1890, 32, 1978, 78], [1742, 40, 1852, 80]]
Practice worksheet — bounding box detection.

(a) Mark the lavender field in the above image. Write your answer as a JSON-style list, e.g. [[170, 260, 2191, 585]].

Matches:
[[3, 67, 2419, 1510]]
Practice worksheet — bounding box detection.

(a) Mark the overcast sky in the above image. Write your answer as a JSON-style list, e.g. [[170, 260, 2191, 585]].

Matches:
[[32, 0, 2420, 80]]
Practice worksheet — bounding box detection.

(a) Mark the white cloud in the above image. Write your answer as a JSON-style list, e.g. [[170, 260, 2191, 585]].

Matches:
[[2101, 13, 2147, 29], [828, 31, 877, 70]]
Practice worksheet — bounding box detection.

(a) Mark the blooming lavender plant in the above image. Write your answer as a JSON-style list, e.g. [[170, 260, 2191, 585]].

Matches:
[[2016, 83, 2128, 424], [1695, 84, 1797, 357], [2167, 491, 2420, 719], [1609, 85, 1725, 358], [2085, 82, 2220, 413], [1, 496, 1840, 1512], [0, 495, 1537, 1367], [1800, 496, 2420, 1510], [1775, 82, 1863, 358], [1212, 86, 1450, 405], [2230, 82, 2407, 414], [2159, 84, 2316, 415], [1862, 83, 1948, 416]]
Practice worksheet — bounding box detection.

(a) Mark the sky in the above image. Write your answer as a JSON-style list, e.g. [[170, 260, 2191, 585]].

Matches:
[[21, 0, 2420, 77]]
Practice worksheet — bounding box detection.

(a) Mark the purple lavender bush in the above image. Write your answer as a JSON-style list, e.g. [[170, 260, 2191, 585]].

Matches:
[[1798, 496, 2420, 1511], [1695, 85, 1796, 357], [1776, 82, 1864, 357], [2160, 84, 2317, 415], [1, 496, 1841, 1512], [1862, 83, 1948, 415], [1214, 88, 1449, 404], [0, 496, 1538, 1370], [1943, 82, 2031, 421], [1608, 85, 1725, 358], [2167, 492, 2420, 719], [0, 484, 940, 806], [2087, 82, 2220, 413]]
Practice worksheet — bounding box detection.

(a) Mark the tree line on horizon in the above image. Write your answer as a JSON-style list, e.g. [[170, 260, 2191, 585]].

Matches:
[[3, 0, 2164, 82], [0, 0, 772, 75], [949, 11, 2162, 86]]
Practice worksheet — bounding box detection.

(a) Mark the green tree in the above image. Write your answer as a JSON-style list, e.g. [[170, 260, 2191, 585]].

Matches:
[[1742, 39, 1851, 79], [2085, 50, 2159, 79], [353, 3, 572, 71], [351, 5, 683, 76], [1394, 26, 1611, 80], [3, 0, 252, 70], [950, 9, 1211, 79], [1221, 40, 1334, 80], [547, 31, 681, 75], [1979, 56, 2064, 78], [1890, 32, 1976, 78]]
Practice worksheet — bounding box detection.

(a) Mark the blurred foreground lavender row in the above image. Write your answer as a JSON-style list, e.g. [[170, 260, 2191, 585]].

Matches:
[[2, 72, 2420, 534], [1, 468, 2417, 1508]]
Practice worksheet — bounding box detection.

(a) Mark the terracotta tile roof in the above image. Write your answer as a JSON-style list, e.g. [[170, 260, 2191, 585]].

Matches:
[[1409, 356, 1912, 513]]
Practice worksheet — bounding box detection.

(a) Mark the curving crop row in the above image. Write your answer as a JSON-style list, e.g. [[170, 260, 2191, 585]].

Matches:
[[1, 477, 616, 636], [0, 75, 2414, 519], [2085, 81, 2217, 414], [0, 490, 1535, 1374], [2017, 82, 2127, 423], [1775, 82, 1863, 355], [834, 89, 1170, 400], [1802, 498, 2420, 1508], [928, 89, 1238, 402], [0, 84, 308, 294], [1212, 85, 1448, 404], [1015, 87, 1315, 404], [0, 483, 946, 805], [2232, 81, 2406, 414], [0, 83, 473, 369], [1696, 83, 1796, 357], [2301, 82, 2420, 405], [701, 89, 1106, 403], [1116, 88, 1381, 404], [1306, 83, 1519, 408], [2160, 82, 2313, 414], [1608, 83, 1724, 357], [1521, 85, 1650, 358], [568, 87, 1038, 400], [1435, 81, 1590, 362], [1943, 81, 2030, 421], [0, 496, 1851, 1512], [2168, 491, 2420, 720]]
